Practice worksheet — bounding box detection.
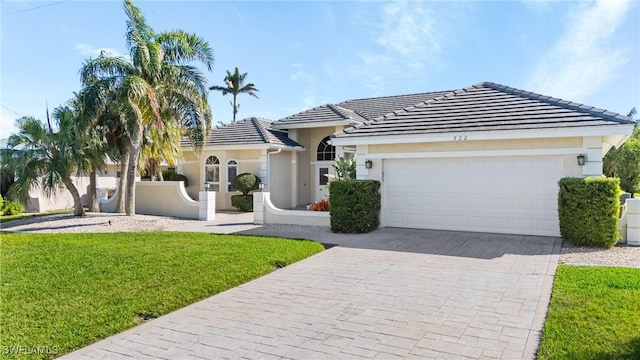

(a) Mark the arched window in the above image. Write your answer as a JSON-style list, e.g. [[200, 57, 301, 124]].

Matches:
[[317, 136, 335, 161], [205, 155, 220, 191], [227, 160, 239, 191]]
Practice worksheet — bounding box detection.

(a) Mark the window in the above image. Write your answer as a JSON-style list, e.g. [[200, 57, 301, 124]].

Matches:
[[317, 136, 336, 161], [227, 160, 238, 191], [116, 171, 121, 178], [205, 155, 220, 191], [319, 167, 329, 186]]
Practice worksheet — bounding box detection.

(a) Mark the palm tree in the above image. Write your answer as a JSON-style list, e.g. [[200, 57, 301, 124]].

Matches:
[[2, 108, 88, 216], [80, 0, 214, 216], [210, 67, 259, 123]]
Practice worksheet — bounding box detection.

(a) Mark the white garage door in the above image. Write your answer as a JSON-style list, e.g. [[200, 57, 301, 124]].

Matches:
[[383, 156, 562, 236]]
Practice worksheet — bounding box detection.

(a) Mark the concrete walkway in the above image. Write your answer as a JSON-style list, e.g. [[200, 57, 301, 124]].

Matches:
[[61, 226, 560, 360]]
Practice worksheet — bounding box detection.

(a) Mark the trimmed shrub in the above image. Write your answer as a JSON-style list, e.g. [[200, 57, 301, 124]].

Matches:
[[162, 169, 189, 188], [231, 173, 261, 196], [231, 195, 253, 212], [2, 200, 25, 216], [309, 199, 330, 212], [329, 180, 381, 233], [558, 177, 620, 248]]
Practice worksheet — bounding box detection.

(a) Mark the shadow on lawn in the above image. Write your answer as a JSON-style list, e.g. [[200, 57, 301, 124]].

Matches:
[[591, 337, 640, 360]]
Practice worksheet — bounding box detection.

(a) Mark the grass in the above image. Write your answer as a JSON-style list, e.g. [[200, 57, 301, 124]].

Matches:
[[0, 209, 74, 224], [537, 265, 640, 359], [0, 232, 324, 359]]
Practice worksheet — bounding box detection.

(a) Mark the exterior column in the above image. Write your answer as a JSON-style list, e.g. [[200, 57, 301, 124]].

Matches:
[[355, 145, 369, 180], [259, 149, 268, 190], [582, 136, 603, 177], [198, 191, 215, 220], [253, 192, 266, 224], [627, 198, 640, 246]]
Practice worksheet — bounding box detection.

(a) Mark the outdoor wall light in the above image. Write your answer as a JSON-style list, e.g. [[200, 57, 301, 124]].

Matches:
[[365, 159, 373, 169], [204, 182, 210, 191], [258, 182, 265, 192], [577, 154, 587, 166]]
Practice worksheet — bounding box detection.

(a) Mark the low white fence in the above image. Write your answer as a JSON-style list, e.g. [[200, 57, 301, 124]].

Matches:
[[100, 181, 215, 220], [253, 192, 329, 227]]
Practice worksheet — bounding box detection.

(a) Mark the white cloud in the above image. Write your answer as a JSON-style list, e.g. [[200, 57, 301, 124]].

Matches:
[[74, 43, 126, 58], [527, 0, 632, 101], [350, 0, 442, 93]]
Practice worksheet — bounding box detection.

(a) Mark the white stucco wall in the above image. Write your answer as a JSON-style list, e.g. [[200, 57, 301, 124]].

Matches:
[[254, 192, 330, 227], [99, 181, 213, 219], [269, 151, 294, 209]]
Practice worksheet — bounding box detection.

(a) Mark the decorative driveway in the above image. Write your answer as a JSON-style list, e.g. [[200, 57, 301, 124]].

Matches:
[[62, 228, 560, 359]]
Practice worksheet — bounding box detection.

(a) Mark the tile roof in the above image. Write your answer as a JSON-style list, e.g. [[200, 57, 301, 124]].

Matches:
[[336, 91, 450, 120], [180, 117, 302, 148], [272, 104, 366, 127], [334, 82, 636, 139]]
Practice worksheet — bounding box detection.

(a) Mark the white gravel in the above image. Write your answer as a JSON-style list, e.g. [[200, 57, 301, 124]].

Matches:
[[2, 212, 638, 269], [0, 212, 200, 233], [559, 242, 640, 269]]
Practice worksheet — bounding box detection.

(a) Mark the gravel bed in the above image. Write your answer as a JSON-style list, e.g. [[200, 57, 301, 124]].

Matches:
[[559, 242, 640, 268], [0, 213, 200, 233]]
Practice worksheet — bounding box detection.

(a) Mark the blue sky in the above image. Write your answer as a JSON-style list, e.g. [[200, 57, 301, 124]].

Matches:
[[1, 0, 638, 137]]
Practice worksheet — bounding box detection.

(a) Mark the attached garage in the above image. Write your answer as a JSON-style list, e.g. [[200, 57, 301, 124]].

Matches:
[[331, 82, 636, 237], [383, 156, 562, 236]]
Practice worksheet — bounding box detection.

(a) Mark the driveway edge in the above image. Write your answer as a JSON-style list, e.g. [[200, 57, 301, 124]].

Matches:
[[523, 237, 562, 358]]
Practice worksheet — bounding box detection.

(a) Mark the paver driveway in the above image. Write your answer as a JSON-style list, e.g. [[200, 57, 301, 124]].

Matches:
[[62, 228, 560, 359]]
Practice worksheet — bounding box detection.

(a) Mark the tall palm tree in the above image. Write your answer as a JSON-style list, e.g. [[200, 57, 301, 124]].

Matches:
[[1, 108, 88, 216], [210, 67, 259, 123], [80, 0, 214, 216]]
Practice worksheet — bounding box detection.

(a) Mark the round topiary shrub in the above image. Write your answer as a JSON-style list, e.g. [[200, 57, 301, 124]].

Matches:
[[231, 173, 261, 196]]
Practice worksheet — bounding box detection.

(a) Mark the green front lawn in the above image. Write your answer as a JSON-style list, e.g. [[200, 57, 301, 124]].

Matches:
[[538, 265, 640, 359], [0, 232, 323, 359]]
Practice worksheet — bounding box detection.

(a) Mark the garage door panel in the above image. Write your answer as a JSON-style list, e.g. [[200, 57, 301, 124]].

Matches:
[[383, 156, 561, 236]]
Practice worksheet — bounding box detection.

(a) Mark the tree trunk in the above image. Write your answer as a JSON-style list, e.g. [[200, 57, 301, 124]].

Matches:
[[115, 146, 130, 213], [232, 94, 238, 123], [87, 167, 100, 212], [125, 141, 141, 216], [64, 178, 85, 217]]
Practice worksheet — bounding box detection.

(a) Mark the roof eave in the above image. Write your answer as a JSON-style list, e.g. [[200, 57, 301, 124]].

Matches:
[[330, 124, 636, 146]]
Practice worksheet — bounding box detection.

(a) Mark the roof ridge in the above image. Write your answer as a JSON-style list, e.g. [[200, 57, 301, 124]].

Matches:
[[339, 90, 455, 104], [327, 104, 351, 120], [251, 117, 271, 143], [480, 82, 635, 124]]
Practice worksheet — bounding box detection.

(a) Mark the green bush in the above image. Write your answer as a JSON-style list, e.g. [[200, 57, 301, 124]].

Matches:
[[2, 200, 25, 216], [558, 177, 620, 248], [0, 194, 4, 216], [329, 180, 381, 233], [231, 173, 261, 196], [231, 195, 253, 212], [162, 169, 189, 188]]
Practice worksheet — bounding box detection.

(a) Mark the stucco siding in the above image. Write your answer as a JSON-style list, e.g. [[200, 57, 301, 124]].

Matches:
[[181, 149, 264, 210], [270, 152, 293, 209], [369, 137, 582, 154]]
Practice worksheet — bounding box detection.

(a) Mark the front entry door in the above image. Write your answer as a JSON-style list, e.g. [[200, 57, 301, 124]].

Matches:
[[315, 163, 333, 202]]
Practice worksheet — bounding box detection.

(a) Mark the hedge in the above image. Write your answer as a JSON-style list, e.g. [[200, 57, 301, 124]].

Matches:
[[231, 195, 253, 212], [329, 180, 381, 233], [558, 177, 620, 248]]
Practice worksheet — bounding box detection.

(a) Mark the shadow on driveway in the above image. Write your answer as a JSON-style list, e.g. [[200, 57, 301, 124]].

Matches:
[[238, 226, 560, 260]]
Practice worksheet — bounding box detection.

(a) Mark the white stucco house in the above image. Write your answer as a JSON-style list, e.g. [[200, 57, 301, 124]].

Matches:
[[175, 82, 635, 237]]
